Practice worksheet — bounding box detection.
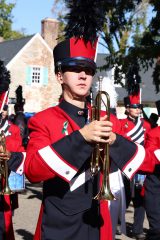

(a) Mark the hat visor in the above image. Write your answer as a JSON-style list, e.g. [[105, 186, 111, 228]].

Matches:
[[129, 104, 142, 109], [58, 57, 96, 72]]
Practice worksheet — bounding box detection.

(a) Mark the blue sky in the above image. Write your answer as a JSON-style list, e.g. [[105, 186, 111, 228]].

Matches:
[[11, 0, 55, 35], [10, 0, 105, 52]]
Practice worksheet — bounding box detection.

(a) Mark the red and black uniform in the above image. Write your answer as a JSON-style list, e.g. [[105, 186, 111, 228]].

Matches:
[[120, 116, 151, 235], [144, 126, 160, 239], [0, 119, 25, 240], [24, 100, 152, 240]]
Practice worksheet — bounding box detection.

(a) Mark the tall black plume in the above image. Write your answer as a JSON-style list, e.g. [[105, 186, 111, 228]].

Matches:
[[64, 0, 111, 44], [0, 60, 10, 94], [15, 85, 23, 105], [126, 63, 141, 95]]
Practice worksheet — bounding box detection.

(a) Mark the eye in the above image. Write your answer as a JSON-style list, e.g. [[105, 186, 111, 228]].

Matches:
[[62, 66, 94, 76], [84, 68, 94, 76]]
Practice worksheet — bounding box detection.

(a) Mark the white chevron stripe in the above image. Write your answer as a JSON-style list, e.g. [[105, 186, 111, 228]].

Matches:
[[38, 146, 77, 182], [126, 118, 142, 137], [133, 135, 144, 144], [123, 144, 145, 179], [0, 120, 11, 136], [0, 120, 8, 131], [131, 128, 144, 142]]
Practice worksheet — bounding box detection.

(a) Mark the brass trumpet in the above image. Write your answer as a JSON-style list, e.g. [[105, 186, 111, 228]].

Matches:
[[90, 76, 115, 201], [0, 131, 13, 195]]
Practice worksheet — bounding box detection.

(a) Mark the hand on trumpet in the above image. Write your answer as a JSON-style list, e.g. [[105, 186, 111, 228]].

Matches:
[[79, 115, 116, 144], [0, 146, 11, 161]]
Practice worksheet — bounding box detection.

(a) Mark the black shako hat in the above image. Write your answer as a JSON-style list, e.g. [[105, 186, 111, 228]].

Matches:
[[124, 91, 142, 108], [123, 96, 130, 108], [53, 37, 97, 74]]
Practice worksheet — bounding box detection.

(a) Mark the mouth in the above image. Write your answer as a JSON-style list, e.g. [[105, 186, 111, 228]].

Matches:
[[77, 83, 86, 87]]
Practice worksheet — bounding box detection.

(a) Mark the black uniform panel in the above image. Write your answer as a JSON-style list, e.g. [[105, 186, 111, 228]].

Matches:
[[145, 166, 160, 235], [145, 165, 160, 193], [42, 174, 100, 240], [42, 200, 100, 240], [43, 163, 99, 216]]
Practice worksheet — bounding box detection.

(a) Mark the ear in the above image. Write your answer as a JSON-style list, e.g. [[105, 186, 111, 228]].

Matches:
[[125, 107, 129, 113], [56, 72, 63, 84]]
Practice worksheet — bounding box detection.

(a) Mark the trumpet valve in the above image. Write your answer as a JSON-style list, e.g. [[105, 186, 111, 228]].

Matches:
[[90, 165, 100, 176]]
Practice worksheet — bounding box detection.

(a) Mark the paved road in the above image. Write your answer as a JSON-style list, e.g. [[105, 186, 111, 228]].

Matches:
[[13, 180, 42, 240], [13, 180, 149, 240]]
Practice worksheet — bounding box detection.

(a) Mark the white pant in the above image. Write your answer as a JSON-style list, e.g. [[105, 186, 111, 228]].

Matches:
[[108, 170, 126, 240]]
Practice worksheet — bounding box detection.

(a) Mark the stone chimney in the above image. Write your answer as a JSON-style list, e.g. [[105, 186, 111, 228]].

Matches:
[[41, 18, 59, 50]]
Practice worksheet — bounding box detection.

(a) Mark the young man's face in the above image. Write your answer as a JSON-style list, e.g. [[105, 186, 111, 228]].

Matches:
[[57, 66, 94, 101], [127, 107, 141, 118]]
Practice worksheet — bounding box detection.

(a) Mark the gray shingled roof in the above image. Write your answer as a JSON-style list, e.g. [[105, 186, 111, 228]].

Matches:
[[96, 53, 160, 104], [0, 35, 33, 65]]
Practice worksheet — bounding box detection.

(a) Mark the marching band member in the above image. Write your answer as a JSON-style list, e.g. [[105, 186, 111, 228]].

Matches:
[[24, 37, 156, 240], [144, 100, 160, 240], [119, 93, 151, 240], [0, 60, 25, 240], [0, 111, 25, 240], [0, 105, 25, 240]]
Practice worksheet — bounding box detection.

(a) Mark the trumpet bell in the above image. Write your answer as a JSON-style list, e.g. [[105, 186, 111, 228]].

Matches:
[[0, 161, 14, 195], [0, 185, 13, 195], [0, 131, 14, 195], [94, 186, 115, 201]]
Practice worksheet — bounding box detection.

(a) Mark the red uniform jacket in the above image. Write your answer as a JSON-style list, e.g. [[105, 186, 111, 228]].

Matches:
[[145, 126, 160, 158], [24, 101, 155, 240], [2, 120, 24, 152], [144, 126, 160, 184]]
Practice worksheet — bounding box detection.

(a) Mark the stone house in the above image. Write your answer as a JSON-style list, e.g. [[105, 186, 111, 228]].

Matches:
[[0, 18, 62, 114]]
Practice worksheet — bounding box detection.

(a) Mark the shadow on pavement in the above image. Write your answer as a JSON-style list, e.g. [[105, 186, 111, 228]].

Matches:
[[26, 186, 42, 200], [24, 181, 43, 200], [15, 229, 33, 240], [126, 222, 148, 238]]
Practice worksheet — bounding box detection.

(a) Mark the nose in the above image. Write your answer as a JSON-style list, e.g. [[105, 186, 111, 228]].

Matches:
[[79, 71, 87, 79]]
